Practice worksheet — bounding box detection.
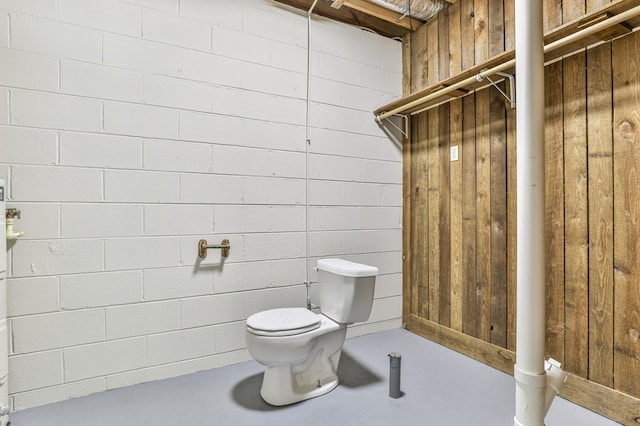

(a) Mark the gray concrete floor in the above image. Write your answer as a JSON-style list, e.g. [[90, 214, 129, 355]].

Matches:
[[10, 329, 618, 425]]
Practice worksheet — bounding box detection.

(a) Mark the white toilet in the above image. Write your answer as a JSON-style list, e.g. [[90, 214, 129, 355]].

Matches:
[[245, 258, 378, 406]]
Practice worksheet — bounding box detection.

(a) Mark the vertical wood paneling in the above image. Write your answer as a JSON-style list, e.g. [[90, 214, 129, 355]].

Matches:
[[474, 0, 489, 65], [439, 104, 452, 327], [488, 0, 504, 57], [450, 98, 464, 332], [460, 0, 475, 71], [544, 60, 565, 364], [403, 0, 640, 408], [403, 115, 413, 326], [489, 85, 507, 347], [586, 42, 614, 388], [563, 0, 586, 22], [613, 31, 640, 398], [476, 89, 492, 342], [415, 114, 430, 319], [587, 0, 614, 12], [563, 51, 589, 378], [449, 0, 461, 77], [543, 0, 563, 32], [427, 108, 441, 323], [462, 94, 478, 338]]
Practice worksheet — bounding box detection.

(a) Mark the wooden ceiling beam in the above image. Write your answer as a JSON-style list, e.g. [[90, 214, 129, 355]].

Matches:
[[330, 0, 424, 30], [272, 0, 420, 38]]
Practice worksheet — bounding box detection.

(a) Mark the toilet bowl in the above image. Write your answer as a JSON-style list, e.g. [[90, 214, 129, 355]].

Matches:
[[245, 258, 378, 406]]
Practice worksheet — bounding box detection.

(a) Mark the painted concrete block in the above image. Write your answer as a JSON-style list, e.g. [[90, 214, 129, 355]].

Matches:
[[142, 8, 210, 51], [0, 0, 57, 17], [214, 205, 305, 234], [342, 84, 382, 112], [106, 364, 180, 391], [62, 204, 143, 238], [7, 276, 59, 316], [11, 166, 102, 202], [104, 101, 178, 139], [104, 170, 179, 203], [0, 48, 58, 91], [143, 267, 213, 301], [143, 74, 211, 112], [60, 271, 143, 309], [181, 293, 245, 328], [211, 145, 305, 178], [243, 176, 305, 205], [179, 0, 242, 28], [11, 379, 105, 412], [104, 237, 180, 271], [242, 62, 306, 99], [63, 338, 146, 381], [60, 60, 143, 102], [342, 31, 381, 67], [242, 119, 306, 152], [10, 13, 102, 63], [343, 230, 382, 254], [362, 64, 402, 96], [382, 184, 402, 207], [58, 0, 141, 36], [11, 239, 104, 277], [11, 90, 102, 132], [309, 154, 363, 182], [143, 139, 211, 173], [105, 300, 181, 340], [144, 204, 213, 236], [342, 133, 383, 160], [123, 0, 177, 13], [317, 104, 362, 134], [269, 40, 306, 74], [344, 182, 382, 206], [178, 49, 242, 87], [8, 351, 63, 393], [179, 110, 242, 145], [211, 26, 269, 64], [364, 206, 402, 229], [103, 33, 178, 76], [147, 326, 216, 366], [179, 173, 243, 204], [363, 159, 402, 184], [214, 321, 245, 353], [317, 53, 361, 86], [6, 202, 58, 239], [0, 88, 7, 124], [59, 132, 143, 169], [0, 127, 57, 165], [12, 309, 105, 353], [242, 4, 302, 45]]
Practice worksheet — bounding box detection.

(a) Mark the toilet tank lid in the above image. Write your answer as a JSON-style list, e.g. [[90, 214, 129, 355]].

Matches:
[[317, 258, 378, 277]]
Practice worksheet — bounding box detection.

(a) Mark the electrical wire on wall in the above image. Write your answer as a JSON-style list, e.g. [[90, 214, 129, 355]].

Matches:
[[304, 0, 319, 310]]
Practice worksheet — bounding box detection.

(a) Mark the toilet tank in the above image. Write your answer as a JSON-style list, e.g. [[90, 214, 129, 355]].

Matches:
[[317, 258, 378, 324]]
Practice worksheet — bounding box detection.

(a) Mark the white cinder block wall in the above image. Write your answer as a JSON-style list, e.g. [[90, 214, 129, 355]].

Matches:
[[0, 0, 403, 411]]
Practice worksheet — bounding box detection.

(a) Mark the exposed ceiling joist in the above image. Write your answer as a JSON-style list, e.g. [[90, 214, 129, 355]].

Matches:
[[272, 0, 430, 37], [330, 0, 424, 31]]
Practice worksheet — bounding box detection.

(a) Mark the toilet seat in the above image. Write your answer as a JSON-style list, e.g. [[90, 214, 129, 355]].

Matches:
[[246, 307, 321, 337]]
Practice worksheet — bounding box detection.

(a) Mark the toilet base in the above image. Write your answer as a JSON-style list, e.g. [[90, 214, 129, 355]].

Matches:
[[260, 365, 340, 406], [259, 335, 345, 406]]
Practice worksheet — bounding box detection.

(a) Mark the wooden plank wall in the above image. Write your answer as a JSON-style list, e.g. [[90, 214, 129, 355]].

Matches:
[[403, 0, 640, 420]]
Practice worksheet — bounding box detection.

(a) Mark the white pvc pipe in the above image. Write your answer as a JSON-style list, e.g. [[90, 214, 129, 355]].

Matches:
[[514, 1, 546, 425]]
